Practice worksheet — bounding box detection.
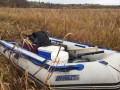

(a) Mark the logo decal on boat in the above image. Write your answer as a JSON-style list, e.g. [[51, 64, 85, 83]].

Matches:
[[56, 75, 79, 81]]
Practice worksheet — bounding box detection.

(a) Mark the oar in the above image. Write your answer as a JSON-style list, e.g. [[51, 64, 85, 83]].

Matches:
[[68, 46, 98, 51]]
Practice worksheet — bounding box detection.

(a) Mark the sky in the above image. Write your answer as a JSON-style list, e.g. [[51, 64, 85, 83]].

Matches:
[[27, 0, 120, 5]]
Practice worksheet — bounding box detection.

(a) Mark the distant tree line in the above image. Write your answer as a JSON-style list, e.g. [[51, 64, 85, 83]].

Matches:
[[0, 0, 119, 9], [29, 2, 120, 9], [0, 0, 29, 7]]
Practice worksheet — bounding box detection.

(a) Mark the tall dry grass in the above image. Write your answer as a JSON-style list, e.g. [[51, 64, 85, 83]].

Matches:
[[0, 8, 120, 90], [0, 8, 120, 49], [0, 55, 43, 90]]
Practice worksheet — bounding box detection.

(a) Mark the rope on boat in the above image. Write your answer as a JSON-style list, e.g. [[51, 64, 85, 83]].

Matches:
[[99, 61, 120, 73]]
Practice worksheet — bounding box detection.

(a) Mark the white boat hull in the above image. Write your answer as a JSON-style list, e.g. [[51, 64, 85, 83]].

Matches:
[[0, 38, 120, 90]]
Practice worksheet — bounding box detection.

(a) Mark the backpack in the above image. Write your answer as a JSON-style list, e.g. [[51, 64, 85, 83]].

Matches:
[[28, 31, 51, 46]]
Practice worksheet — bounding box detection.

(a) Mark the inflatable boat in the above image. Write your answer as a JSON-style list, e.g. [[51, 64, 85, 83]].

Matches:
[[0, 37, 120, 90]]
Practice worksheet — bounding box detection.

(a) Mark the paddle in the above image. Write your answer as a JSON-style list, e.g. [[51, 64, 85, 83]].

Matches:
[[78, 51, 104, 58], [68, 46, 98, 51]]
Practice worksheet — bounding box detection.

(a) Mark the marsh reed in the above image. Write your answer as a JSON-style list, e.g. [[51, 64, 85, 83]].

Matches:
[[0, 8, 120, 90]]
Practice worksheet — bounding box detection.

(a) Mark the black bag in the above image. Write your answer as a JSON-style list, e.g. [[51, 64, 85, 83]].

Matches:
[[28, 31, 51, 46]]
